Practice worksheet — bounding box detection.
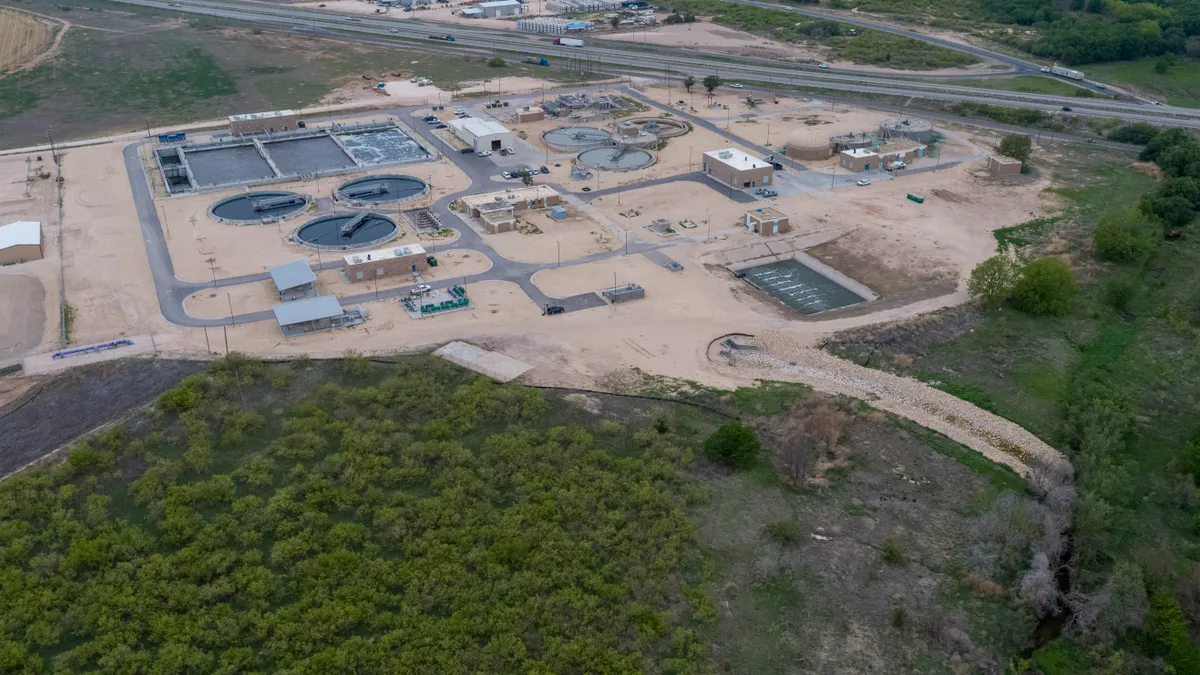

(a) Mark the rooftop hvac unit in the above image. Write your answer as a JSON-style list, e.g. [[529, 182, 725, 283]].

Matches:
[[718, 150, 733, 159]]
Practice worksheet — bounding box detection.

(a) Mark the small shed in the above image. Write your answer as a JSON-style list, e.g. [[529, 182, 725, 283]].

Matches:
[[268, 259, 318, 301], [602, 283, 644, 303], [988, 155, 1022, 176], [745, 207, 790, 236], [550, 205, 568, 221]]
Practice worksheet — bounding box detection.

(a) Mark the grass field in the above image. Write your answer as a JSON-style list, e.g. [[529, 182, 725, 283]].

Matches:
[[0, 7, 55, 74], [0, 0, 593, 147], [945, 75, 1099, 98], [1083, 58, 1200, 108]]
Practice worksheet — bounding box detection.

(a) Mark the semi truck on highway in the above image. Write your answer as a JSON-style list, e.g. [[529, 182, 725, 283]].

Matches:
[[555, 37, 584, 47], [522, 57, 551, 66], [429, 34, 456, 41], [1047, 65, 1085, 80]]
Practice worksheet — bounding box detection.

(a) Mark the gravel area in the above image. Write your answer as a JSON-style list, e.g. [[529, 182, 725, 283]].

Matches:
[[715, 331, 1067, 478]]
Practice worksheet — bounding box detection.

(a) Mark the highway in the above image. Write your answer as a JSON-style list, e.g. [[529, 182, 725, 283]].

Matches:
[[113, 0, 1200, 126]]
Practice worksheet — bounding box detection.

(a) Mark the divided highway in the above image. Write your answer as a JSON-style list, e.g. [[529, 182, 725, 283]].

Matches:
[[116, 0, 1199, 126]]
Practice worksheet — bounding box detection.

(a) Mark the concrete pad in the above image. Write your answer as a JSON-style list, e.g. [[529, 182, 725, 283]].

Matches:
[[434, 340, 532, 383], [22, 334, 158, 374]]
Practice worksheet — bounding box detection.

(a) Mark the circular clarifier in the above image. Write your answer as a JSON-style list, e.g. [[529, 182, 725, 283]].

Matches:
[[209, 191, 311, 225], [542, 126, 613, 150], [293, 212, 399, 250], [577, 146, 654, 171], [334, 174, 428, 206]]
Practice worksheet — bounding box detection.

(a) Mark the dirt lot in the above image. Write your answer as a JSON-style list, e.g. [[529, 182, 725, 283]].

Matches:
[[0, 7, 55, 74], [476, 208, 620, 264], [0, 276, 46, 363]]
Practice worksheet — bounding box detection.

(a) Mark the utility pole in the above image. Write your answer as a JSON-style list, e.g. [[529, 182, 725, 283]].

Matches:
[[831, 162, 836, 187], [228, 294, 236, 326], [204, 326, 211, 354]]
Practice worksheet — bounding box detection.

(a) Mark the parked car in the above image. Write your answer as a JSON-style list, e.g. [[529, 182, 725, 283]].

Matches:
[[435, 123, 447, 129], [410, 284, 431, 295], [760, 189, 778, 197], [477, 150, 492, 157], [501, 171, 515, 179], [501, 147, 516, 156], [544, 305, 566, 315], [539, 166, 550, 174], [454, 109, 467, 116], [424, 116, 439, 123], [754, 188, 765, 195], [460, 147, 475, 154], [856, 179, 871, 186]]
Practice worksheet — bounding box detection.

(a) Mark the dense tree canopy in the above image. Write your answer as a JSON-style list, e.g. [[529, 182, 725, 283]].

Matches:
[[0, 357, 712, 674]]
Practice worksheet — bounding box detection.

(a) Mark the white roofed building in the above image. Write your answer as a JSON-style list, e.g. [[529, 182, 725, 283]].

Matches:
[[0, 221, 43, 265], [702, 148, 774, 189], [447, 117, 514, 153]]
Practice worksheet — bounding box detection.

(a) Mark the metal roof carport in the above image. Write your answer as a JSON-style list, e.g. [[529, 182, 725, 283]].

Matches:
[[273, 295, 345, 337], [268, 259, 318, 300]]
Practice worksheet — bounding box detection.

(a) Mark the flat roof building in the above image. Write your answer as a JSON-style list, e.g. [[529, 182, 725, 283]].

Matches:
[[839, 148, 879, 173], [462, 186, 562, 234], [448, 117, 514, 153], [272, 295, 367, 337], [0, 221, 43, 265], [477, 0, 525, 16], [744, 207, 791, 236], [702, 148, 773, 190], [229, 109, 304, 135], [343, 243, 429, 283], [268, 259, 318, 301]]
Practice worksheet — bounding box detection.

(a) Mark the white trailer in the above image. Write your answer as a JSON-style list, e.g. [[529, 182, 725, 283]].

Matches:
[[1051, 65, 1085, 81], [555, 37, 584, 47]]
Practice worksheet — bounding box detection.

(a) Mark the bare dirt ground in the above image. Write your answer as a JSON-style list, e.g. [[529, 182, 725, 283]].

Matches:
[[0, 7, 56, 74], [0, 276, 46, 363], [476, 209, 620, 264], [0, 358, 203, 477]]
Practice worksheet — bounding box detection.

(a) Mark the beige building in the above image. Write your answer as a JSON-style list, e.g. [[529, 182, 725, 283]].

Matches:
[[876, 141, 927, 168], [988, 155, 1023, 176], [0, 221, 43, 265], [784, 129, 830, 161], [343, 243, 430, 283], [702, 149, 773, 189], [229, 109, 304, 135], [516, 106, 545, 123], [462, 186, 563, 234], [839, 148, 879, 172], [744, 207, 791, 236]]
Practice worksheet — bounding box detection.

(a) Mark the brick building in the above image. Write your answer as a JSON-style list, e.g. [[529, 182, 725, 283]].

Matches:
[[343, 244, 430, 283]]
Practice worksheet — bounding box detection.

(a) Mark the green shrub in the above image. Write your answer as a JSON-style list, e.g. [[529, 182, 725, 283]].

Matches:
[[968, 254, 1019, 308], [1142, 590, 1200, 672], [1102, 272, 1138, 312], [998, 133, 1032, 163], [343, 350, 371, 378], [157, 385, 202, 414], [487, 57, 506, 67], [881, 539, 905, 564], [1012, 258, 1077, 316], [763, 520, 801, 545], [702, 422, 760, 469], [1092, 207, 1158, 262]]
